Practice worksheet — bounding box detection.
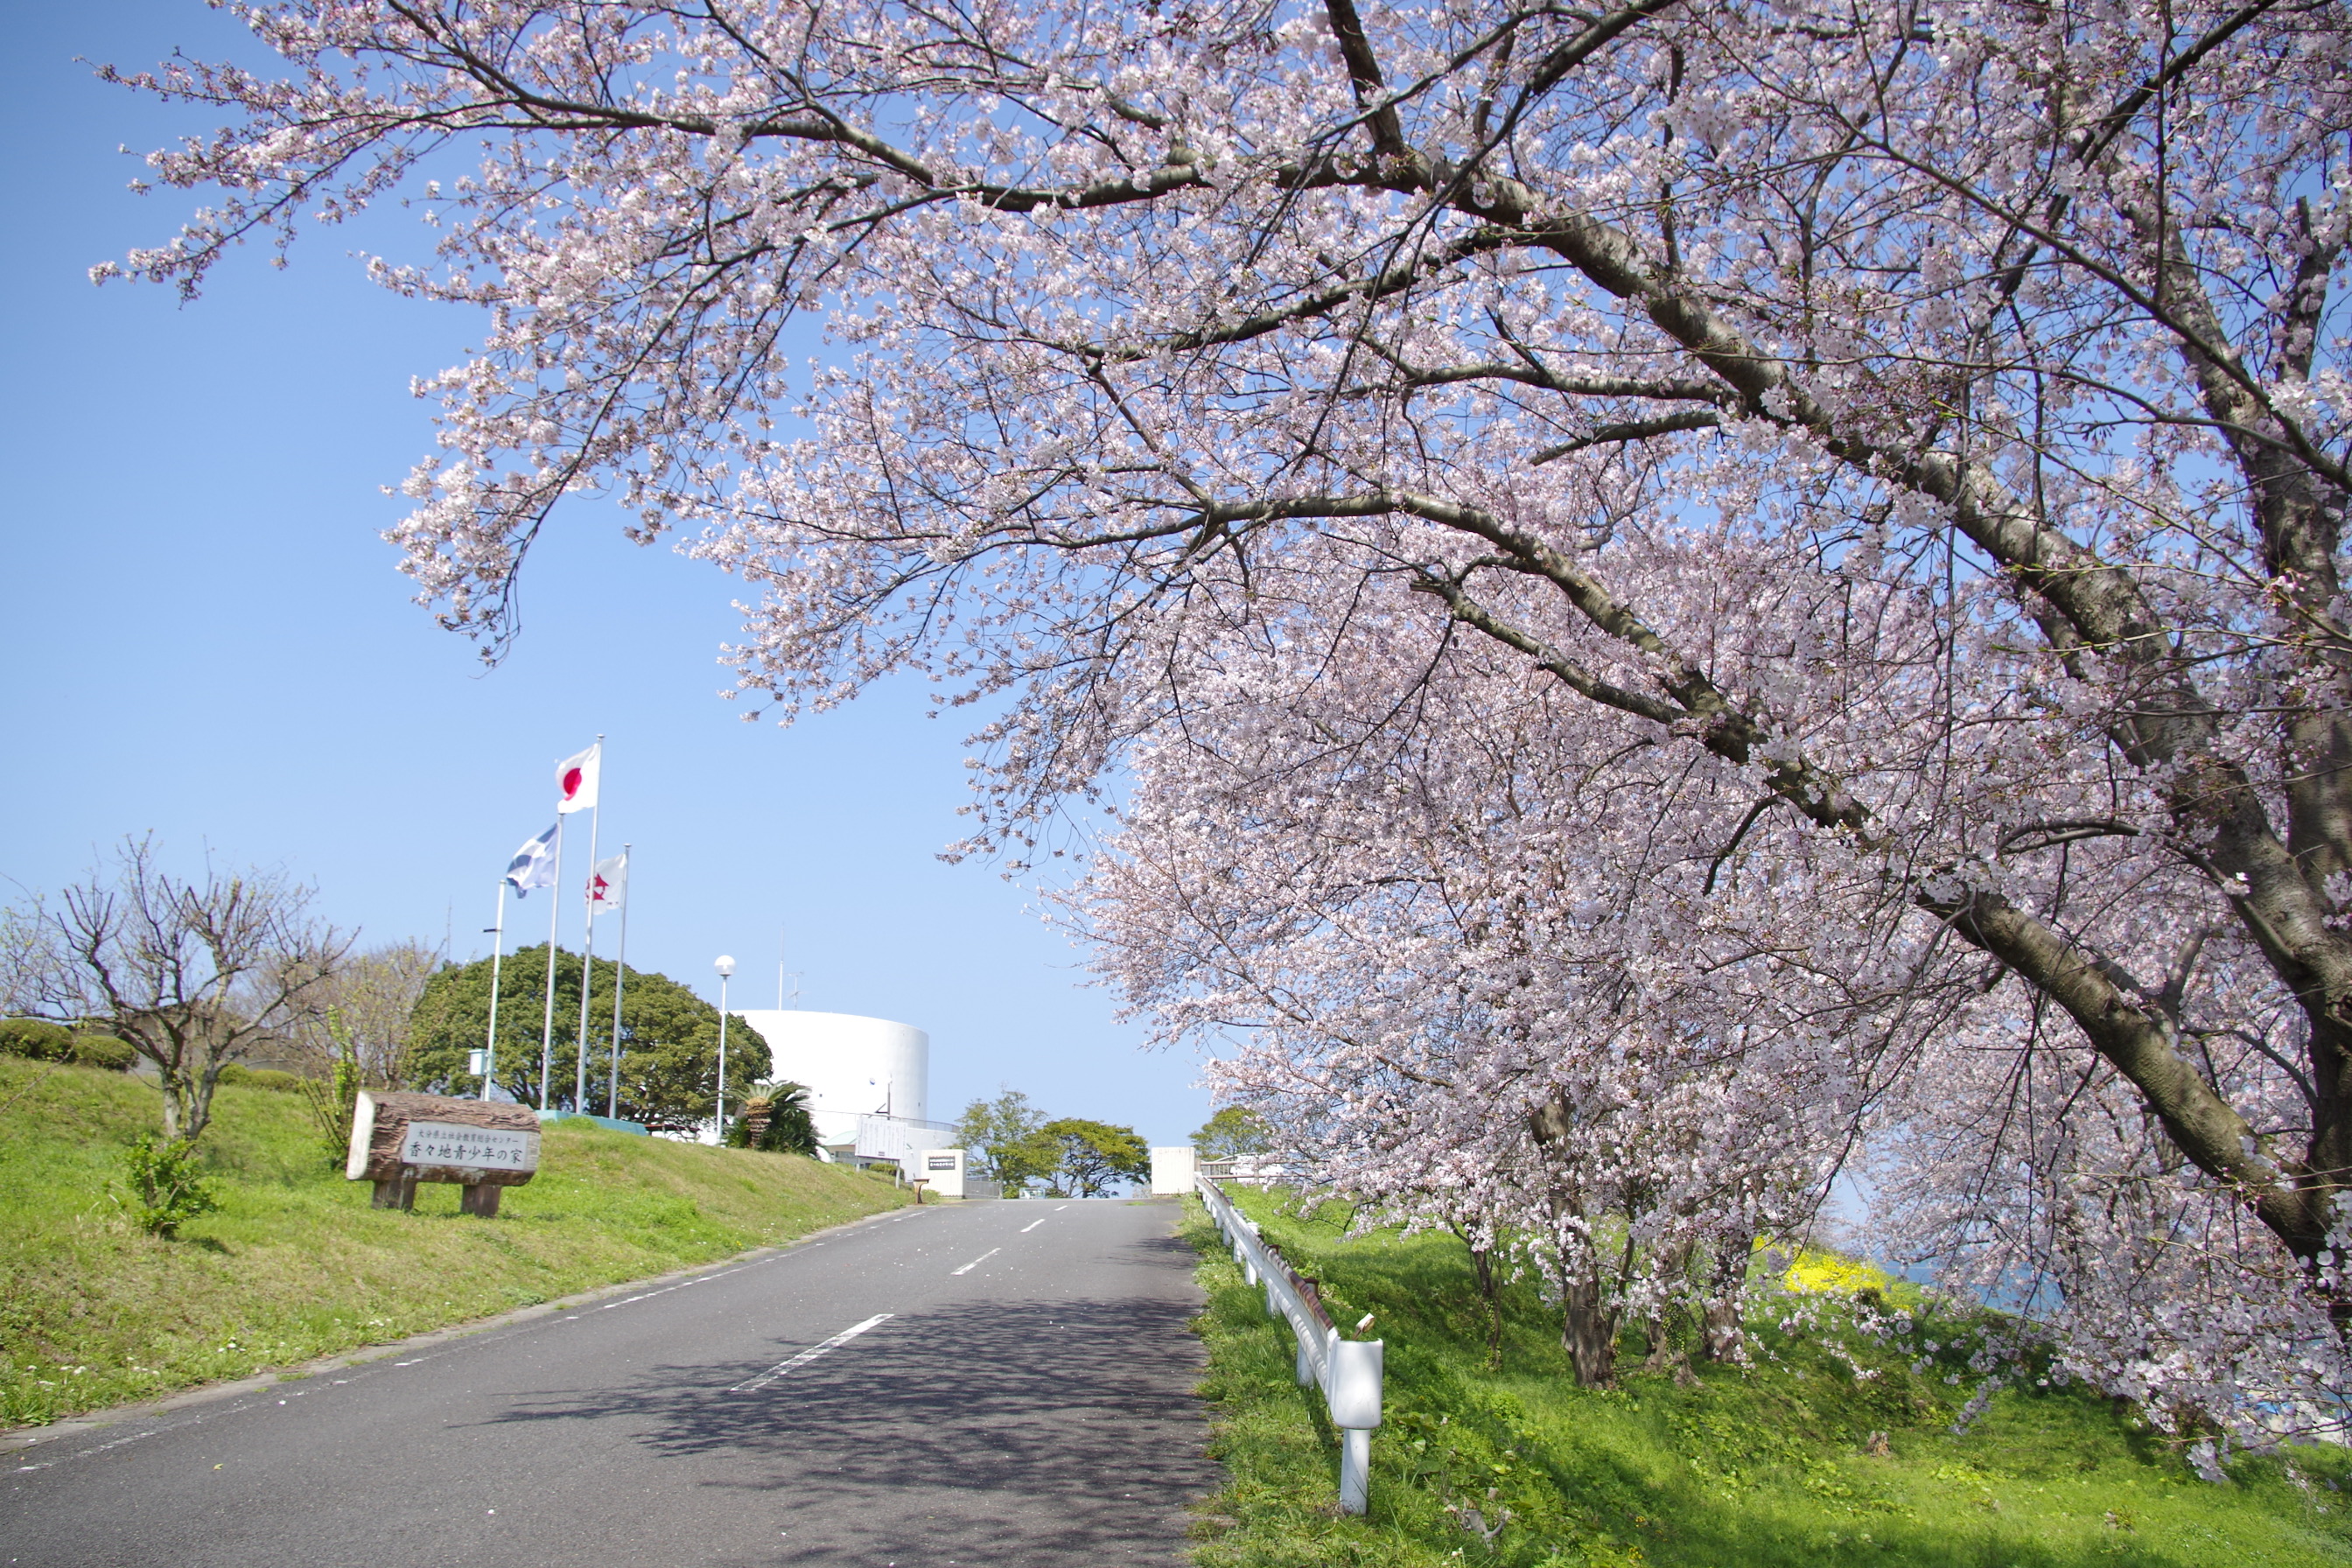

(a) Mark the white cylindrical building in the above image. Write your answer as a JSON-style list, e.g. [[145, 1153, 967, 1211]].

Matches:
[[732, 1010, 928, 1147]]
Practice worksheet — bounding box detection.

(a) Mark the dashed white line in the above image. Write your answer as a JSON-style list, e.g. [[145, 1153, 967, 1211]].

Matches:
[[950, 1248, 1001, 1276], [728, 1314, 893, 1393], [1055, 1204, 1070, 1210], [599, 1261, 752, 1311], [1019, 1218, 1046, 1233]]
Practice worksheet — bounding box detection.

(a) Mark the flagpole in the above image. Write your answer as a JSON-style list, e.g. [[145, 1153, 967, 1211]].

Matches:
[[572, 734, 604, 1116], [607, 843, 631, 1118], [538, 814, 565, 1113], [481, 880, 507, 1101]]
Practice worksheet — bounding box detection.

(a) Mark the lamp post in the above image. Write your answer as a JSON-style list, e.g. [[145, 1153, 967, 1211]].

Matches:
[[713, 955, 736, 1145]]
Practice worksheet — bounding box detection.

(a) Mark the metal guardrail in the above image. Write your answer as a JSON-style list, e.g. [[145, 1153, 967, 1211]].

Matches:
[[1197, 1156, 1287, 1184], [1197, 1173, 1383, 1513]]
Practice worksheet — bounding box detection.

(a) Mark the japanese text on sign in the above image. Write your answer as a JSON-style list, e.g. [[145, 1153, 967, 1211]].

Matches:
[[399, 1120, 538, 1172]]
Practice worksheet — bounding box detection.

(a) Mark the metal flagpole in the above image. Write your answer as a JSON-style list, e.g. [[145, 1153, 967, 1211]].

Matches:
[[538, 815, 566, 1113], [607, 844, 631, 1118], [713, 956, 736, 1144], [573, 741, 603, 1115], [481, 880, 507, 1101]]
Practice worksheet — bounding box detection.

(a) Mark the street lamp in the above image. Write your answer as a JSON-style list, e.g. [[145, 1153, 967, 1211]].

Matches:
[[713, 955, 736, 1144]]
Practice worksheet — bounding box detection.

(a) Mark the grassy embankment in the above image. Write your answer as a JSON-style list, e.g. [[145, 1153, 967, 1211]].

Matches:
[[1186, 1189, 2352, 1568], [0, 1055, 907, 1428]]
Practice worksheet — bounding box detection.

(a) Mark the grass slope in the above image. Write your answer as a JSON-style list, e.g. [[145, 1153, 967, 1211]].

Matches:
[[0, 1056, 907, 1427], [1186, 1191, 2352, 1568]]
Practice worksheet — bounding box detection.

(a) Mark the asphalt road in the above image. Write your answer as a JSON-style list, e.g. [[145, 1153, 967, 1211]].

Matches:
[[2, 1197, 1219, 1567]]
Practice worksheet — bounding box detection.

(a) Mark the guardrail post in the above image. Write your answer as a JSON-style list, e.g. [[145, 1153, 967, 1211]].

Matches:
[[1326, 1338, 1383, 1516], [1199, 1172, 1382, 1516], [1338, 1428, 1372, 1513]]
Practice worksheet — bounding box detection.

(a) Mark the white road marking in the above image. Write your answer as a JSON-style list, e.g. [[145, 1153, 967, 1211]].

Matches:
[[1019, 1218, 1046, 1233], [599, 1261, 754, 1311], [1055, 1204, 1070, 1210], [729, 1313, 894, 1393], [950, 1248, 1001, 1276]]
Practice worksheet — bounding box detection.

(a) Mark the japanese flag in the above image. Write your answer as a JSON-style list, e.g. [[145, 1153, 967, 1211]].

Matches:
[[587, 850, 628, 920], [556, 742, 600, 815], [504, 823, 559, 896]]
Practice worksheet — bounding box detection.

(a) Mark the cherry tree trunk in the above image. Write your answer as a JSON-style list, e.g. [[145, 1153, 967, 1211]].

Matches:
[[1561, 1273, 1618, 1389], [1700, 1233, 1752, 1363]]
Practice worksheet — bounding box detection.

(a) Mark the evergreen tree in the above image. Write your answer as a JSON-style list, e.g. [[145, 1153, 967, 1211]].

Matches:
[[409, 946, 766, 1131]]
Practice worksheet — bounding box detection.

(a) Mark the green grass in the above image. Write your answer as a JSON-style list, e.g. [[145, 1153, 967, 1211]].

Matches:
[[1185, 1191, 2352, 1567], [0, 1055, 908, 1426]]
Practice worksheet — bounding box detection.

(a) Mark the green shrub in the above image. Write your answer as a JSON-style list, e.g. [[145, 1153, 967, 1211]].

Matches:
[[112, 1134, 220, 1239], [70, 1034, 137, 1071], [214, 1064, 305, 1094], [0, 1020, 74, 1062]]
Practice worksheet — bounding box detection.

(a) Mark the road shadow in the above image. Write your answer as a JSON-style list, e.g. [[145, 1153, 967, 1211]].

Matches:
[[486, 1224, 1220, 1564]]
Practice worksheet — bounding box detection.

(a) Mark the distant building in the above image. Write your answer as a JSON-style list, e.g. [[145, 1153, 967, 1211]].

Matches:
[[732, 1009, 934, 1152]]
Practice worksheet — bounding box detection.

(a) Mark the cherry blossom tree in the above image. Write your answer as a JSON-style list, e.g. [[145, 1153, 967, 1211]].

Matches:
[[1068, 566, 2346, 1421], [104, 0, 2352, 1416], [1067, 598, 1928, 1383]]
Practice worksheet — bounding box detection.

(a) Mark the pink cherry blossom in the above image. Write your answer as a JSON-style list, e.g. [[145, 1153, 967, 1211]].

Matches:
[[105, 0, 2352, 1437]]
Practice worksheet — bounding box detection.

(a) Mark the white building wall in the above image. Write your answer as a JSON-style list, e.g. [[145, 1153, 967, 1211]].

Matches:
[[1150, 1145, 1196, 1196], [915, 1148, 966, 1198], [732, 1010, 929, 1146]]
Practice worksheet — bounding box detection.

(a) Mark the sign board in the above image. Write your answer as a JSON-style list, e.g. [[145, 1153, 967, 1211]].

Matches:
[[927, 1154, 956, 1171], [398, 1120, 536, 1172], [346, 1090, 542, 1214]]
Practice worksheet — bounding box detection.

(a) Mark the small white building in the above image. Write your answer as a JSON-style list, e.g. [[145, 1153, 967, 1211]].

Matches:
[[1151, 1145, 1196, 1195], [915, 1148, 969, 1198]]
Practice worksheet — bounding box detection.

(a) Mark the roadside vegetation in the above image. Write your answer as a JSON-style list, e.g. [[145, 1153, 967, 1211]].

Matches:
[[0, 1055, 906, 1428], [1184, 1190, 2352, 1568], [952, 1088, 1151, 1196]]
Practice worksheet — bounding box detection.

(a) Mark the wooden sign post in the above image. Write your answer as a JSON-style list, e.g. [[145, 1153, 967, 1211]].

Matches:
[[344, 1091, 541, 1216]]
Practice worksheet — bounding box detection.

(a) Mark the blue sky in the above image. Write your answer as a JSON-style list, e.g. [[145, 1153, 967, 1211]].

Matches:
[[0, 2, 1214, 1145]]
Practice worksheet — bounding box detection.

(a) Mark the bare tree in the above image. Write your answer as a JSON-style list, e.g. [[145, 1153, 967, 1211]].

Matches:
[[3, 838, 349, 1143], [283, 940, 444, 1161], [286, 940, 442, 1088]]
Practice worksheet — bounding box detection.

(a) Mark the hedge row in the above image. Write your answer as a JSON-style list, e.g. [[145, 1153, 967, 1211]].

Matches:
[[0, 1026, 317, 1094], [0, 1020, 136, 1071]]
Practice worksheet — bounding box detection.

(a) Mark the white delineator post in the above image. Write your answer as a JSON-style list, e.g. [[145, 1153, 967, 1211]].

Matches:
[[1196, 1173, 1383, 1515], [1327, 1336, 1385, 1513]]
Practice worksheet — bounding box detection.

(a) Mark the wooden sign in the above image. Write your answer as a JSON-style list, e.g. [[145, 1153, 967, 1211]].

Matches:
[[346, 1091, 541, 1215]]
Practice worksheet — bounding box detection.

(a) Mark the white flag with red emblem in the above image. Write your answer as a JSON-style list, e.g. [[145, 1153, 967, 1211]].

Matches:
[[587, 851, 627, 920], [556, 742, 600, 814]]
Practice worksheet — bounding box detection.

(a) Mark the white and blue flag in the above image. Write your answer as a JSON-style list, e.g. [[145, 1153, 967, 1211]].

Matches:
[[504, 823, 560, 896]]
